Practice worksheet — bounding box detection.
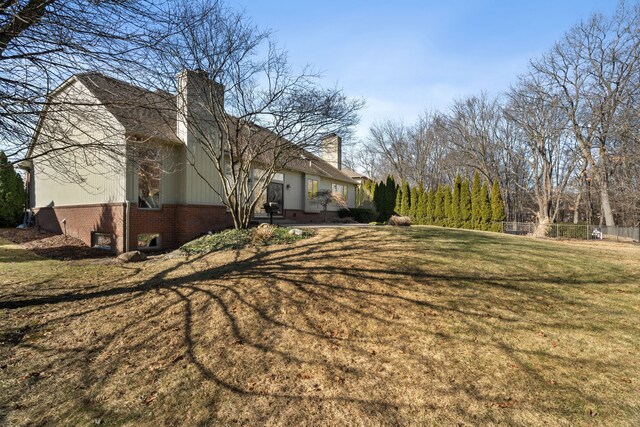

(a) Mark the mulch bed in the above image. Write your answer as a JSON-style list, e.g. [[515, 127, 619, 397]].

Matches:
[[0, 228, 114, 261]]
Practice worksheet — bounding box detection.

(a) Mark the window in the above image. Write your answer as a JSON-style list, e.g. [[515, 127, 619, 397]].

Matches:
[[138, 146, 161, 209], [138, 233, 161, 250], [92, 232, 112, 250], [332, 183, 348, 200], [307, 178, 319, 200], [254, 169, 284, 183]]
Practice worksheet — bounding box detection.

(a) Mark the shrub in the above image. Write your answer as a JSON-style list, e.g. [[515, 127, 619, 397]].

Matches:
[[252, 223, 276, 242], [348, 208, 377, 223], [0, 151, 26, 227], [180, 226, 316, 254], [388, 215, 411, 226], [181, 229, 252, 254], [337, 208, 352, 218]]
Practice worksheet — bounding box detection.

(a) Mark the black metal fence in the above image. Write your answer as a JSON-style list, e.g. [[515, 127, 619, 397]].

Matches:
[[499, 222, 640, 242]]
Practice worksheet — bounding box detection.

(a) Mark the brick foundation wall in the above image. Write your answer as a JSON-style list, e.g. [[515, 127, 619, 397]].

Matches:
[[128, 204, 233, 251], [34, 203, 331, 254], [34, 204, 126, 252], [283, 209, 339, 223]]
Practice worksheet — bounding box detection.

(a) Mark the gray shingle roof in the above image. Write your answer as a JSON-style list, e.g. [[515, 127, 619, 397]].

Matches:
[[75, 73, 177, 142], [76, 72, 355, 184]]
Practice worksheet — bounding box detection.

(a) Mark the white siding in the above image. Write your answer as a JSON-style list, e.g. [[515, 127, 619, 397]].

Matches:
[[183, 143, 223, 205], [32, 80, 126, 207], [176, 70, 224, 206], [300, 173, 357, 212]]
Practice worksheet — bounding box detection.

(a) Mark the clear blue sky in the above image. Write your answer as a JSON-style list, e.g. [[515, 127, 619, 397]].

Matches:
[[226, 0, 619, 141]]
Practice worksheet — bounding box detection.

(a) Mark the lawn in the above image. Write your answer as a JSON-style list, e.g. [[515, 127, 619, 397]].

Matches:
[[1, 226, 639, 426]]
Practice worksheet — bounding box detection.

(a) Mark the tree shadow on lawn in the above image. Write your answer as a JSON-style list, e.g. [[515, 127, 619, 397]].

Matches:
[[2, 227, 639, 426]]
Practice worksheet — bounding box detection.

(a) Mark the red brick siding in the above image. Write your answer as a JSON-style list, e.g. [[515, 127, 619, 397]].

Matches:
[[128, 204, 233, 251], [283, 209, 339, 223], [34, 204, 126, 252], [34, 203, 329, 254]]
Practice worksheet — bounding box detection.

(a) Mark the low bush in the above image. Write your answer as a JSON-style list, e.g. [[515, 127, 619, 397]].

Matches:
[[252, 223, 276, 242], [388, 215, 412, 226], [337, 207, 378, 223], [337, 208, 352, 219], [181, 226, 316, 254]]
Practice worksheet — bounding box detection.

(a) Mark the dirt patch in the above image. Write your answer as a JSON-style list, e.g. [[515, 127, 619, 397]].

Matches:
[[0, 228, 114, 261]]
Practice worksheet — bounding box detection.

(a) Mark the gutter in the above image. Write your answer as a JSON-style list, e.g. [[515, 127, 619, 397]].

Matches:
[[125, 200, 130, 253]]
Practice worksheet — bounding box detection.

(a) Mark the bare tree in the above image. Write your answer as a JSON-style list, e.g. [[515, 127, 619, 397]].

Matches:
[[364, 112, 454, 188], [312, 189, 347, 222], [505, 76, 577, 231], [365, 120, 412, 182], [149, 1, 363, 229], [445, 93, 526, 218], [1, 0, 169, 166], [531, 2, 640, 225]]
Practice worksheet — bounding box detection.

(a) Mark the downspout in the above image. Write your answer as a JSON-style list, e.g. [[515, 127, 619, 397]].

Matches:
[[125, 200, 130, 253]]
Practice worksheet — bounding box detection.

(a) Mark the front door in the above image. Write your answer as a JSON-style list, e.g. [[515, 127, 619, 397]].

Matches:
[[256, 182, 284, 216], [267, 182, 283, 213]]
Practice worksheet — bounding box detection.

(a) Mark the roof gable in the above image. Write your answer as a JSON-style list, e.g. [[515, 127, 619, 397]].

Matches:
[[51, 72, 355, 184]]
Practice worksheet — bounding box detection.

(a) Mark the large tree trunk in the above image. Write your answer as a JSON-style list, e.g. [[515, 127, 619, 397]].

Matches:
[[573, 192, 581, 224], [599, 179, 615, 226]]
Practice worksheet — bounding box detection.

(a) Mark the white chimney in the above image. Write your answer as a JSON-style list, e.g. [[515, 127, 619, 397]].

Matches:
[[321, 133, 342, 170], [176, 69, 224, 150], [175, 70, 225, 205]]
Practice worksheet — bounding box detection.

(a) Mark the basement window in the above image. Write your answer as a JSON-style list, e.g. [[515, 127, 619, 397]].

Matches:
[[138, 233, 161, 250], [92, 232, 113, 250]]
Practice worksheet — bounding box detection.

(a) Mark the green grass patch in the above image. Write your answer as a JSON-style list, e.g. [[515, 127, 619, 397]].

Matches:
[[179, 226, 316, 255]]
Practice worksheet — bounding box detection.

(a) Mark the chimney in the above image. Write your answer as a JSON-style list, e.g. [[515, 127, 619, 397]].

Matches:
[[321, 133, 342, 170], [176, 69, 224, 148]]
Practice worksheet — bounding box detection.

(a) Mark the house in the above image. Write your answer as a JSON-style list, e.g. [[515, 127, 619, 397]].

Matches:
[[341, 168, 370, 185], [24, 71, 357, 253]]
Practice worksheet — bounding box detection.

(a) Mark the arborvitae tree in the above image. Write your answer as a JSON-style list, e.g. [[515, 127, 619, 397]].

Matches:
[[394, 182, 402, 214], [471, 171, 482, 230], [480, 181, 492, 230], [373, 179, 384, 220], [434, 185, 445, 226], [443, 185, 452, 227], [460, 178, 472, 229], [399, 181, 410, 216], [409, 185, 419, 221], [451, 174, 462, 228], [0, 151, 26, 227], [385, 175, 397, 220], [416, 182, 427, 224], [369, 181, 377, 203], [427, 188, 435, 224], [491, 179, 506, 231]]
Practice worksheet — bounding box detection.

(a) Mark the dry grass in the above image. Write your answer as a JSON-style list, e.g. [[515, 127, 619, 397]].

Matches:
[[1, 226, 639, 426]]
